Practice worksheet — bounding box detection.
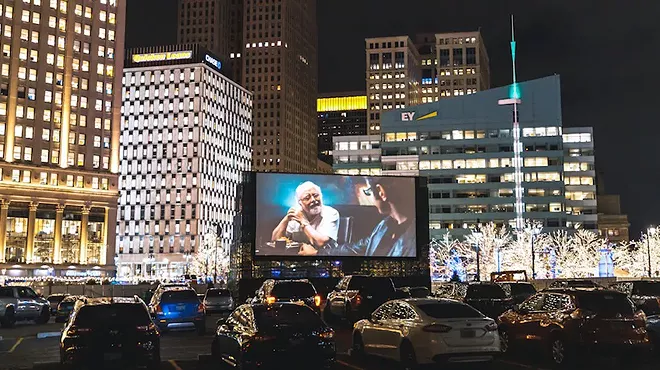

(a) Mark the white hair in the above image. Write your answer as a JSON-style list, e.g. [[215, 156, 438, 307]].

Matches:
[[295, 181, 322, 201]]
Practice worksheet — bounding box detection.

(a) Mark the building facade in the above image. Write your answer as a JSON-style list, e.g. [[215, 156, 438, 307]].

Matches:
[[435, 31, 490, 98], [335, 76, 598, 238], [117, 45, 252, 280], [317, 93, 367, 165], [0, 0, 126, 277], [177, 0, 230, 62], [597, 194, 629, 243], [244, 0, 318, 173]]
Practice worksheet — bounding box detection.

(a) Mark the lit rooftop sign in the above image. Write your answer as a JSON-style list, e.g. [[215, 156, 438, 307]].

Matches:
[[204, 54, 222, 71], [132, 51, 193, 63], [317, 96, 367, 112]]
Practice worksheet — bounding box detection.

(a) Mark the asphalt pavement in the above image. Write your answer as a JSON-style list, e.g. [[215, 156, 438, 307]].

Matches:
[[1, 315, 658, 370]]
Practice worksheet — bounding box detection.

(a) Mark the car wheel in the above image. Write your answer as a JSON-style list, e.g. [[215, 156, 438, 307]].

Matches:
[[550, 336, 568, 366], [1, 307, 16, 328], [499, 328, 511, 354], [351, 333, 365, 359], [400, 340, 418, 370], [35, 307, 50, 325]]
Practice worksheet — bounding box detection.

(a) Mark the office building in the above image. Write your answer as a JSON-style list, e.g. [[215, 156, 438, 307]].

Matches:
[[0, 0, 125, 277], [244, 0, 318, 173], [365, 36, 420, 134], [227, 0, 243, 82], [597, 194, 629, 243], [117, 45, 252, 279], [365, 31, 490, 135], [335, 76, 598, 238], [177, 0, 230, 62], [317, 93, 367, 165]]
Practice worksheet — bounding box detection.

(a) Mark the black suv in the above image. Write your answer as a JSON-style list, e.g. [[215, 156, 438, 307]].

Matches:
[[610, 280, 660, 315], [436, 281, 514, 319], [324, 275, 396, 323], [60, 296, 160, 369], [498, 282, 537, 305], [251, 279, 322, 313]]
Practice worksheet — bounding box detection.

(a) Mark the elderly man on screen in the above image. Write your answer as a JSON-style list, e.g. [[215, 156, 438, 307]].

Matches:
[[271, 181, 339, 255]]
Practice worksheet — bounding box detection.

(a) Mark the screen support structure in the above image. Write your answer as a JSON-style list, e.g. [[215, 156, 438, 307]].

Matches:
[[498, 15, 524, 233]]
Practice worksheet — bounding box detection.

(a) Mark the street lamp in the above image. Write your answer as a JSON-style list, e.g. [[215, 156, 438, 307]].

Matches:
[[530, 225, 542, 280], [647, 227, 656, 278]]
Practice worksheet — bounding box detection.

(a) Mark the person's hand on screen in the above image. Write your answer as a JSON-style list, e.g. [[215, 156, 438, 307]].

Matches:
[[298, 243, 318, 256], [287, 208, 307, 225]]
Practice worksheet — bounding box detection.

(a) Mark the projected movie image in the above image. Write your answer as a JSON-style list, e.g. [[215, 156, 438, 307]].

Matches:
[[255, 173, 417, 258]]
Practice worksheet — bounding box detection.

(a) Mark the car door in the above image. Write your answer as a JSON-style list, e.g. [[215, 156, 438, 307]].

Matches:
[[16, 287, 40, 319], [360, 301, 396, 357]]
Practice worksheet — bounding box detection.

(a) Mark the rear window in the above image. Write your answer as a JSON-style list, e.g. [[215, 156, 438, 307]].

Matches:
[[348, 277, 395, 293], [510, 284, 536, 295], [417, 302, 483, 319], [60, 301, 75, 309], [271, 282, 316, 298], [577, 293, 634, 315], [467, 284, 507, 299], [206, 289, 231, 297], [160, 290, 198, 302], [74, 304, 151, 327], [633, 282, 660, 297], [255, 305, 324, 331]]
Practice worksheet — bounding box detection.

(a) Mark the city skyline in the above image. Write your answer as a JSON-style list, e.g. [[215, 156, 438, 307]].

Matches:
[[126, 0, 660, 236]]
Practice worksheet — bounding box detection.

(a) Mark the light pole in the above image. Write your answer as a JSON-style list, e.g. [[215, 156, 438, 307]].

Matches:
[[647, 227, 656, 278], [214, 223, 222, 285], [530, 225, 542, 279], [473, 231, 482, 281]]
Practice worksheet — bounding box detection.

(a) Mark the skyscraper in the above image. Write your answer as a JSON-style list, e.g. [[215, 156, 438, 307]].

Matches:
[[0, 0, 125, 276], [244, 0, 318, 173], [117, 45, 252, 279], [177, 0, 230, 60], [317, 93, 367, 165]]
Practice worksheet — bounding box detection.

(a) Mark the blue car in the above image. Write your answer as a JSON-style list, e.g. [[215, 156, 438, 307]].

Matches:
[[149, 288, 205, 335]]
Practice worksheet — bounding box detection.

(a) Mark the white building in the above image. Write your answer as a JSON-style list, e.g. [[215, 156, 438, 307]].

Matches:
[[117, 45, 252, 279]]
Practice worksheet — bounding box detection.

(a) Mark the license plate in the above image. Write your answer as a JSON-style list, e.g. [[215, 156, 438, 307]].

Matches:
[[460, 329, 476, 338], [176, 304, 186, 311], [103, 352, 121, 361]]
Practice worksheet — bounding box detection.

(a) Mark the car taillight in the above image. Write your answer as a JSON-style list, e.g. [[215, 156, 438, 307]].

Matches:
[[423, 324, 452, 333], [198, 303, 205, 313], [66, 326, 92, 336], [314, 295, 321, 307], [154, 304, 163, 315], [484, 322, 498, 331], [318, 329, 334, 339], [634, 310, 647, 328], [266, 296, 276, 304], [352, 295, 362, 306]]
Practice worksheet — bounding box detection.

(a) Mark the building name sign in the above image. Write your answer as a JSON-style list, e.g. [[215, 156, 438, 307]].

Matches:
[[204, 54, 222, 70], [132, 51, 193, 63], [401, 112, 416, 121]]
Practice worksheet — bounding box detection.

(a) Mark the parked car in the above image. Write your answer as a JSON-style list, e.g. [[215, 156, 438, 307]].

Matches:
[[55, 296, 86, 323], [204, 288, 234, 314], [498, 282, 537, 305], [324, 275, 397, 323], [212, 303, 335, 369], [436, 282, 514, 319], [47, 293, 69, 315], [396, 286, 431, 299], [498, 288, 650, 366], [60, 296, 160, 369], [251, 279, 322, 314], [0, 285, 50, 328], [548, 279, 602, 289], [610, 280, 660, 315], [149, 287, 206, 335], [352, 298, 500, 367]]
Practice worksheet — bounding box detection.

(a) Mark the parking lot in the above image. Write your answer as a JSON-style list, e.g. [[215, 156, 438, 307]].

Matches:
[[2, 313, 659, 370]]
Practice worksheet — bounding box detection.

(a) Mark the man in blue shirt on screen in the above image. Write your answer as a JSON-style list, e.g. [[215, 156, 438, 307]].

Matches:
[[271, 181, 339, 253], [330, 177, 416, 257]]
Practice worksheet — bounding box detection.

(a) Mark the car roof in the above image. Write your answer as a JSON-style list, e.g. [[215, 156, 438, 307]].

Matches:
[[80, 296, 145, 306], [161, 286, 195, 292], [544, 287, 623, 295], [401, 297, 464, 305], [272, 279, 311, 284]]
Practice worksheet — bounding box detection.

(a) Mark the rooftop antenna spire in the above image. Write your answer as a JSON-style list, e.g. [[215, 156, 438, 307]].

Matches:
[[509, 15, 520, 99]]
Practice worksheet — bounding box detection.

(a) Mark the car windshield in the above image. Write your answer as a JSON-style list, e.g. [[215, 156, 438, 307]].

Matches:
[[74, 304, 152, 327], [255, 304, 324, 332], [161, 290, 198, 302], [466, 284, 507, 299], [271, 282, 316, 298], [577, 292, 634, 315], [417, 302, 482, 318], [633, 282, 660, 296], [206, 289, 231, 297]]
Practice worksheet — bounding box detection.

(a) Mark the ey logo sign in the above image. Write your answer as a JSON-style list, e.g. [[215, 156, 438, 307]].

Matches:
[[401, 111, 438, 121]]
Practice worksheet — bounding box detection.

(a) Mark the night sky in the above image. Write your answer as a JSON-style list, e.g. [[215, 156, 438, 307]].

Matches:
[[126, 0, 660, 237]]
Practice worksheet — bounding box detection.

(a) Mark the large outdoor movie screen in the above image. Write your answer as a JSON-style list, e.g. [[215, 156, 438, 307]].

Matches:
[[255, 173, 417, 258]]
